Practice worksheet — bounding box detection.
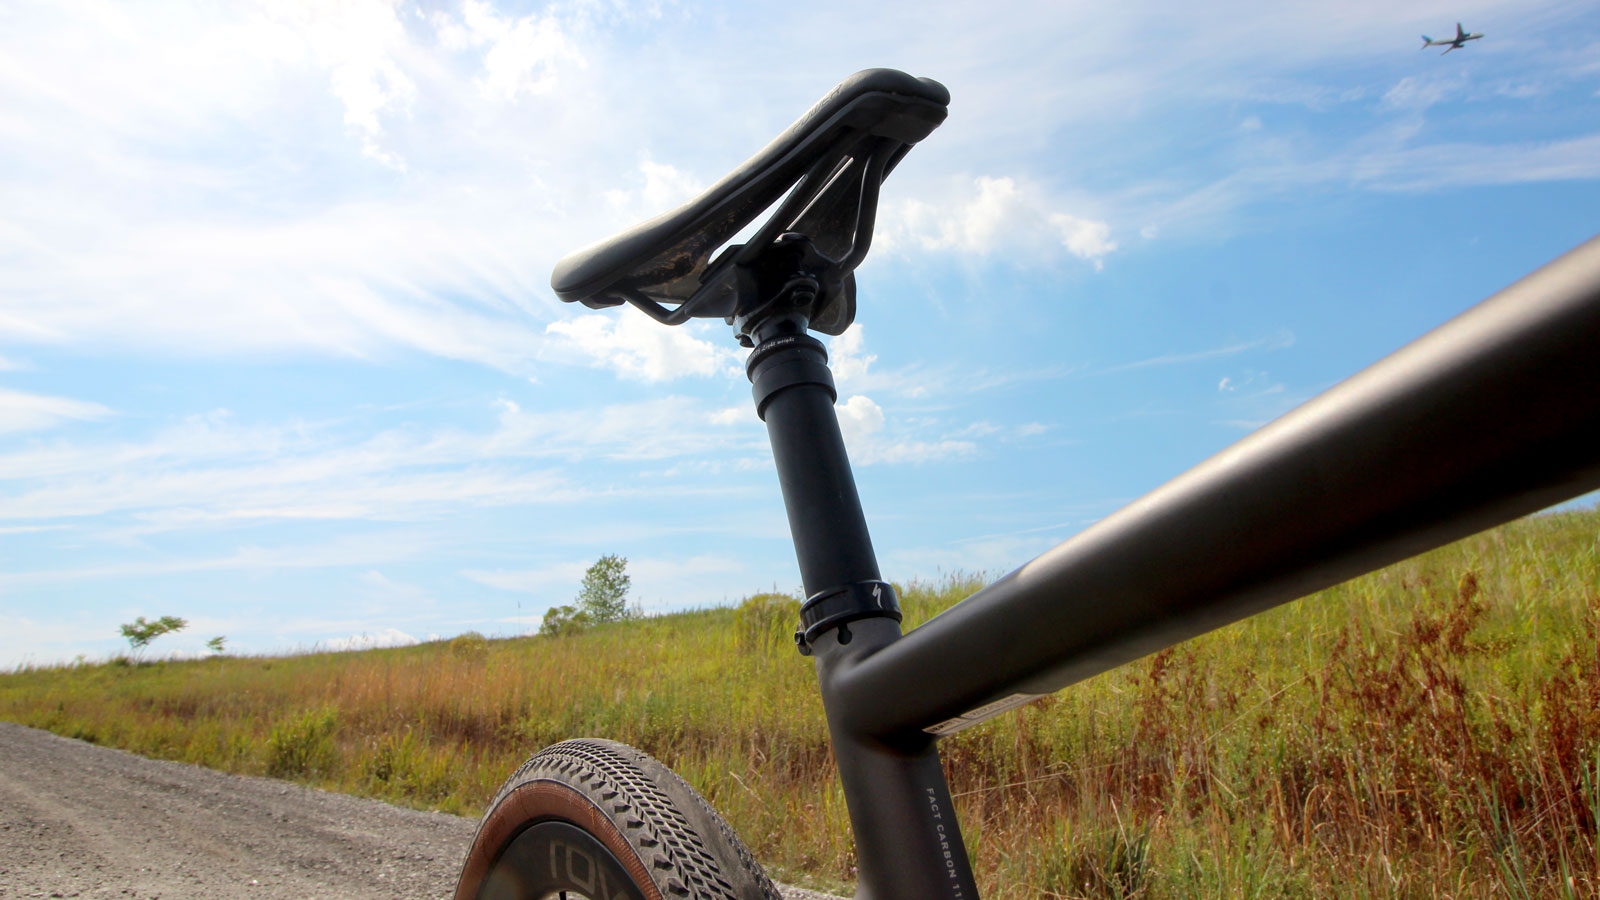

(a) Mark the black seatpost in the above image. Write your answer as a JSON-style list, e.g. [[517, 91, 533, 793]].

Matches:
[[745, 322, 879, 595], [744, 310, 981, 900]]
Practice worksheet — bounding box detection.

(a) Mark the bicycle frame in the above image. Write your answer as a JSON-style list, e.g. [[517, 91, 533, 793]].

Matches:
[[749, 234, 1600, 900]]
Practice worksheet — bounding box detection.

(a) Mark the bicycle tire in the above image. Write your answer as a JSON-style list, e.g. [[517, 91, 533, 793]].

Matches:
[[455, 739, 783, 900]]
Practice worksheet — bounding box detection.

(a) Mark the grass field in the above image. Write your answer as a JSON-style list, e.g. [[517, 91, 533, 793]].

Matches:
[[4, 508, 1598, 899]]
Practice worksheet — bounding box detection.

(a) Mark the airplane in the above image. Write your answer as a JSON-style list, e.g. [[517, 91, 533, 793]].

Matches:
[[1422, 23, 1484, 54]]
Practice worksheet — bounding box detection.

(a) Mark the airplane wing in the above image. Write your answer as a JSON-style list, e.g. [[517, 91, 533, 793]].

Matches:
[[1456, 22, 1466, 40]]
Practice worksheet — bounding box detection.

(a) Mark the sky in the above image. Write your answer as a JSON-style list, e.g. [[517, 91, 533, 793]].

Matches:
[[2, 0, 1598, 668]]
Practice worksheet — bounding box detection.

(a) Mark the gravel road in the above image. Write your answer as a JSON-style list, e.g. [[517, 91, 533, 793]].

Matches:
[[0, 722, 841, 900]]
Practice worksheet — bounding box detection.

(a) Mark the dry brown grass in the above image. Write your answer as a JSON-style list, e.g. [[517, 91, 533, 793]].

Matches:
[[4, 508, 1597, 898]]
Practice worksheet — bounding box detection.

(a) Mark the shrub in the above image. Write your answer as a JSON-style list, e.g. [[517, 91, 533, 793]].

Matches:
[[540, 604, 592, 637], [265, 707, 338, 778], [448, 631, 490, 662], [735, 593, 800, 654]]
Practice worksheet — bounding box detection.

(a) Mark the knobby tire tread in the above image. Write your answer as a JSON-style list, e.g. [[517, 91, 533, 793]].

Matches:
[[456, 738, 783, 900]]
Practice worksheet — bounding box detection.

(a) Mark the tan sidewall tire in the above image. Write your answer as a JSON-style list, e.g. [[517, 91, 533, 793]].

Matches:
[[455, 739, 782, 900], [455, 778, 662, 900]]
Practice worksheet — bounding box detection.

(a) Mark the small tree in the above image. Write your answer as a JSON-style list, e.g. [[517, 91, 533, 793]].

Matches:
[[576, 554, 631, 624], [539, 604, 592, 637], [119, 615, 187, 657]]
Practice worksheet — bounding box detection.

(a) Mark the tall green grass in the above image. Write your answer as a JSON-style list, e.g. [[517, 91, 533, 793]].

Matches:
[[4, 509, 1597, 899]]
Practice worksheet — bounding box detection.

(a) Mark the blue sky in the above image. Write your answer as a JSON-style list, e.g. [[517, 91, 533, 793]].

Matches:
[[3, 0, 1598, 667]]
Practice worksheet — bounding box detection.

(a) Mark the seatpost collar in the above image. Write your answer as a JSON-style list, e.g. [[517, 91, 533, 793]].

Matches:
[[794, 580, 902, 656], [745, 332, 836, 421]]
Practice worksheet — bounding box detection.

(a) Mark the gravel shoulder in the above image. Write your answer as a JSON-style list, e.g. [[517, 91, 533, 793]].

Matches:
[[0, 721, 841, 900]]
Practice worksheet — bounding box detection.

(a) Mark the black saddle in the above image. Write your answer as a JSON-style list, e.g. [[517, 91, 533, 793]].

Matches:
[[550, 69, 949, 336]]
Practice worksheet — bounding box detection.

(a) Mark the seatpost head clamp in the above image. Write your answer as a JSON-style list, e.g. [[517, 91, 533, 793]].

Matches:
[[724, 233, 847, 346]]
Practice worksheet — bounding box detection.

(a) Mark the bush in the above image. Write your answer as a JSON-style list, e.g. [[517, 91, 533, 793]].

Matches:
[[365, 731, 455, 804], [735, 592, 800, 654], [448, 631, 489, 662], [265, 707, 338, 778], [540, 604, 592, 637]]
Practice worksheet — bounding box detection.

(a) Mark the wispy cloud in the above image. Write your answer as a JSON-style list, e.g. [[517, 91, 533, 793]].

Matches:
[[1380, 74, 1463, 111], [0, 530, 443, 589], [463, 554, 745, 614], [0, 388, 111, 434], [0, 395, 772, 530], [1101, 331, 1295, 373], [1349, 133, 1600, 191], [462, 561, 589, 594]]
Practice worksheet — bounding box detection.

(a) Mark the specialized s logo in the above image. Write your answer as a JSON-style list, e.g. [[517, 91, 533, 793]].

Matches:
[[872, 583, 883, 608]]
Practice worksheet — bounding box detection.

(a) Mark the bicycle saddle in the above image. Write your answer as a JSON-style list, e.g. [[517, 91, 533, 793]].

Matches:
[[551, 69, 949, 336]]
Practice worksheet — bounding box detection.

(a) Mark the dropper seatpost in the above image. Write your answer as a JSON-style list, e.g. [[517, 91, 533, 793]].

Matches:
[[740, 309, 982, 900], [744, 313, 882, 601]]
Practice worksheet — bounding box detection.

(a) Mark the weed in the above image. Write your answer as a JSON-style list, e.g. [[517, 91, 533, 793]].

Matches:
[[265, 707, 338, 778]]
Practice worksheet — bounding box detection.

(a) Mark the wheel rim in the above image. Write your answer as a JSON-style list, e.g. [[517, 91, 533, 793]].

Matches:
[[478, 820, 650, 900]]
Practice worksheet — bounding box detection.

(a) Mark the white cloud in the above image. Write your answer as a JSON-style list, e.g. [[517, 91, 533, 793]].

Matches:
[[1049, 213, 1118, 270], [884, 176, 1117, 268], [545, 313, 736, 381], [435, 0, 586, 101], [859, 438, 979, 465], [260, 0, 420, 169], [1380, 75, 1460, 112], [322, 627, 419, 652], [0, 524, 67, 535], [1494, 82, 1543, 100], [1350, 133, 1600, 191], [0, 388, 111, 434], [832, 394, 977, 465], [3, 0, 1584, 380], [603, 158, 707, 221], [0, 531, 442, 589], [828, 327, 876, 388], [836, 395, 886, 449], [0, 0, 618, 372], [0, 396, 772, 529]]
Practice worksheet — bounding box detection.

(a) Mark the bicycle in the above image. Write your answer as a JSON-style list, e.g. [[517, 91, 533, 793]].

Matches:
[[452, 68, 1600, 900]]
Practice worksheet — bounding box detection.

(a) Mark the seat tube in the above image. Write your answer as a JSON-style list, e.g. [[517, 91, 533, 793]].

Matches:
[[746, 322, 981, 900]]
